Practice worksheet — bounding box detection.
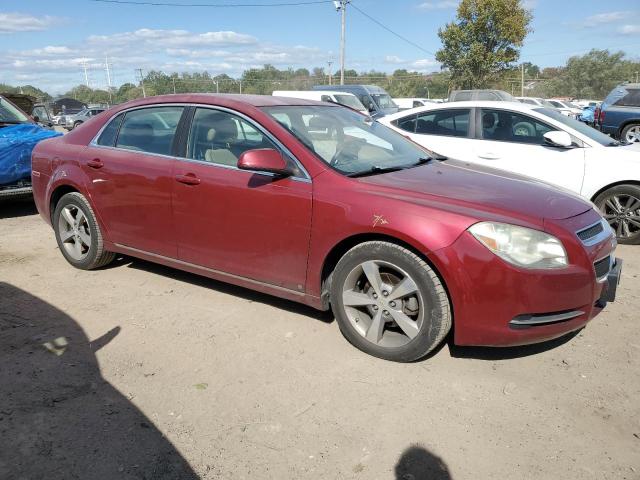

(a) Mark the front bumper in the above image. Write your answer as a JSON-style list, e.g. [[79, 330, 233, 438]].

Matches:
[[428, 215, 618, 347]]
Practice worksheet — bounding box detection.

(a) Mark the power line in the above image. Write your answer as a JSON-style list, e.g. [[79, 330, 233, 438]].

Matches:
[[89, 0, 334, 6], [350, 2, 436, 57]]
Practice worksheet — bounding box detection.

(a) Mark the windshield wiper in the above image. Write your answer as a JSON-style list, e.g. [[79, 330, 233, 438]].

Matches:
[[347, 165, 408, 178], [607, 141, 621, 147]]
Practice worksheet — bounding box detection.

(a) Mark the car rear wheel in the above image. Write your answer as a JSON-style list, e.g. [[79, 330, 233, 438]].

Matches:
[[330, 241, 451, 362], [73, 121, 82, 130], [53, 192, 116, 269], [621, 124, 640, 143], [595, 184, 640, 245]]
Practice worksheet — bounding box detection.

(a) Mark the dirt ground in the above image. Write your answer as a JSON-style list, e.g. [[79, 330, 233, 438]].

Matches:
[[1, 198, 639, 480]]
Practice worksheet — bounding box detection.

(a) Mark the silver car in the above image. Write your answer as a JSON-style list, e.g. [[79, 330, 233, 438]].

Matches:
[[65, 107, 106, 130]]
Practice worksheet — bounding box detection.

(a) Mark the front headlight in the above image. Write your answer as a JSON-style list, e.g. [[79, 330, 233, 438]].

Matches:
[[468, 222, 568, 269]]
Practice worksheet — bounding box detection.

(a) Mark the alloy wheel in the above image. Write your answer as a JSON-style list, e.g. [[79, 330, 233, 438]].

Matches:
[[58, 205, 92, 261], [341, 260, 423, 348], [601, 193, 640, 239], [624, 125, 640, 143]]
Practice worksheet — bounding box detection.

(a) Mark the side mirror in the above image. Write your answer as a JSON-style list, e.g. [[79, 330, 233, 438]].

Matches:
[[33, 115, 40, 123], [543, 130, 573, 148], [237, 148, 293, 177]]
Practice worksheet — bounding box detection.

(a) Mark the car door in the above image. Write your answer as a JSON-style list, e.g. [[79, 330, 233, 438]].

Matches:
[[83, 105, 185, 258], [391, 108, 476, 160], [469, 107, 586, 193], [171, 106, 312, 292]]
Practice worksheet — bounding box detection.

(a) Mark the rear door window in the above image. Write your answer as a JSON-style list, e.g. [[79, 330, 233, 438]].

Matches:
[[115, 106, 184, 155], [414, 109, 470, 137]]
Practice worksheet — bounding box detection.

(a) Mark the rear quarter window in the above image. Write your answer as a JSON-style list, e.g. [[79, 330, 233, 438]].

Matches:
[[614, 89, 640, 107], [96, 113, 124, 147]]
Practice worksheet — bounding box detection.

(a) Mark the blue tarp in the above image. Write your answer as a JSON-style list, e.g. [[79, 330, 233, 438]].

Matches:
[[0, 124, 62, 186]]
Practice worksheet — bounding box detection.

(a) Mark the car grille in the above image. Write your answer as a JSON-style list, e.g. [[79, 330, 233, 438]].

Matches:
[[577, 221, 605, 243], [594, 255, 611, 279]]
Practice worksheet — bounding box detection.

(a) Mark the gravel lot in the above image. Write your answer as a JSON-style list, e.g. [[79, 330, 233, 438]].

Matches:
[[1, 198, 639, 480]]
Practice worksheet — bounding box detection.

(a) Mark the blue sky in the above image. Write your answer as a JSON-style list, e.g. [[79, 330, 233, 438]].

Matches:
[[2, 0, 639, 93]]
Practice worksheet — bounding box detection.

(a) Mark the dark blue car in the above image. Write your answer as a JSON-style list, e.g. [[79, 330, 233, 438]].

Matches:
[[599, 83, 640, 144]]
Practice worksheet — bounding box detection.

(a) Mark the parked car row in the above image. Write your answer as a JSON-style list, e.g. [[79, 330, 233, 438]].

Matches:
[[31, 93, 622, 363]]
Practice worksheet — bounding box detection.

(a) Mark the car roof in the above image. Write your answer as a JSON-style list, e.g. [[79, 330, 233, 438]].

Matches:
[[380, 100, 541, 121], [116, 93, 336, 109]]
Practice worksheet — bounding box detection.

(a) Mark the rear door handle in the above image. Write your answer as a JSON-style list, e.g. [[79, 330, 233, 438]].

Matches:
[[87, 158, 104, 169], [477, 153, 500, 160], [175, 173, 201, 186]]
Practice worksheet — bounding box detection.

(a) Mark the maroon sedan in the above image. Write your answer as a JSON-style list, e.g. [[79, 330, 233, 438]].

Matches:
[[31, 94, 621, 362]]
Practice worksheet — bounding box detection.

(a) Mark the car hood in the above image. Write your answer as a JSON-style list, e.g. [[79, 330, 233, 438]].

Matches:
[[358, 159, 592, 221]]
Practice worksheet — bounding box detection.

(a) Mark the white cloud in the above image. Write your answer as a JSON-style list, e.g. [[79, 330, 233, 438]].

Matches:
[[582, 11, 628, 27], [0, 26, 329, 92], [521, 0, 537, 10], [0, 12, 60, 33], [618, 24, 640, 35], [417, 1, 458, 10], [88, 29, 257, 50], [384, 55, 406, 64]]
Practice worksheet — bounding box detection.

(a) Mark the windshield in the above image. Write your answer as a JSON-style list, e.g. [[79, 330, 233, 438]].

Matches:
[[534, 108, 618, 146], [0, 96, 30, 123], [334, 94, 366, 111], [371, 93, 397, 110], [262, 105, 431, 176], [540, 99, 559, 108]]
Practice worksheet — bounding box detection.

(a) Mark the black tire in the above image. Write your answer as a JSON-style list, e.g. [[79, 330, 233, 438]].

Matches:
[[621, 123, 640, 143], [594, 184, 640, 245], [330, 241, 451, 362], [73, 121, 82, 130], [53, 192, 116, 269]]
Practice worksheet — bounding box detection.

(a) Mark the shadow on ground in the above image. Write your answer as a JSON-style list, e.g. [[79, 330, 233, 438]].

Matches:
[[114, 256, 335, 324], [448, 329, 581, 360], [395, 445, 452, 479], [0, 282, 199, 479], [0, 197, 37, 219]]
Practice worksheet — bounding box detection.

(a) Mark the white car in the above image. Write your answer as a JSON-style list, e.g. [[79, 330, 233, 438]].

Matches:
[[516, 97, 574, 116], [379, 101, 640, 244], [393, 98, 437, 110], [272, 90, 367, 115], [547, 99, 583, 117]]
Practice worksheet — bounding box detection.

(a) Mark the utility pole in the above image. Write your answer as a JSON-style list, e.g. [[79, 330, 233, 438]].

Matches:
[[636, 71, 639, 83], [521, 64, 525, 97], [136, 68, 146, 98], [105, 56, 113, 104], [213, 80, 219, 94], [82, 61, 90, 87], [327, 61, 333, 85], [172, 76, 176, 94], [334, 0, 349, 85]]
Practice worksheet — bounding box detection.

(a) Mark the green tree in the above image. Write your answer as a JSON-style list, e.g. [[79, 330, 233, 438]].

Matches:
[[435, 0, 532, 89]]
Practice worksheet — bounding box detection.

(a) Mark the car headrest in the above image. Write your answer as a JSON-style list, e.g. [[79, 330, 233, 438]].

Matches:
[[125, 122, 153, 136], [308, 116, 333, 131], [482, 113, 496, 129], [206, 116, 238, 143]]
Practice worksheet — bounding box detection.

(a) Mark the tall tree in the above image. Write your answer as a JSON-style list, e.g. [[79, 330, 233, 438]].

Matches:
[[436, 0, 532, 89]]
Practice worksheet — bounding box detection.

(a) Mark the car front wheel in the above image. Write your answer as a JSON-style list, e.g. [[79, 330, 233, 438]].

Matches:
[[330, 241, 451, 362], [595, 184, 640, 245], [53, 192, 116, 269], [73, 121, 83, 129]]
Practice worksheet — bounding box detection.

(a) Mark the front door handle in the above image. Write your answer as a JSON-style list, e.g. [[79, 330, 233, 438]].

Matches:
[[477, 152, 500, 160], [87, 158, 104, 169], [175, 173, 201, 186]]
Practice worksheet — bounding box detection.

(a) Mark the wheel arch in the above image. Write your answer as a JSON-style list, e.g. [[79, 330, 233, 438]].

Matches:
[[590, 179, 640, 203], [49, 184, 80, 222], [618, 119, 640, 136], [318, 232, 450, 312]]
